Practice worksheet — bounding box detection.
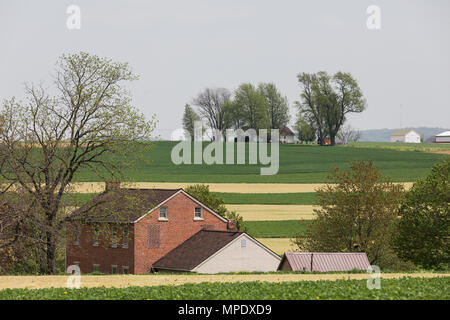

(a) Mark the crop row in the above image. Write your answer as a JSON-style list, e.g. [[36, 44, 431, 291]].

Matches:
[[1, 277, 448, 300]]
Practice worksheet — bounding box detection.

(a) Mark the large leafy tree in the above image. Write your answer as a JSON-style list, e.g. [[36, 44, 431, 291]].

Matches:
[[393, 157, 450, 269], [229, 83, 269, 133], [258, 83, 290, 130], [185, 184, 247, 232], [0, 52, 156, 274], [294, 115, 315, 144], [296, 71, 366, 146], [294, 160, 404, 265]]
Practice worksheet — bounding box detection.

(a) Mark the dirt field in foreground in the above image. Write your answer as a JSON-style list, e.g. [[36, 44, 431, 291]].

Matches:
[[65, 182, 414, 194], [0, 273, 447, 290]]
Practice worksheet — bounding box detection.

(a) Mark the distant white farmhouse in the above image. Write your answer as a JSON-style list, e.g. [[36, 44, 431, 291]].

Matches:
[[280, 127, 295, 144], [390, 130, 421, 143], [435, 131, 450, 143]]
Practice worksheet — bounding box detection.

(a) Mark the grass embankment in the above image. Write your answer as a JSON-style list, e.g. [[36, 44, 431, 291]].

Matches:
[[62, 192, 318, 206], [244, 220, 311, 238], [215, 192, 317, 204], [1, 277, 448, 300]]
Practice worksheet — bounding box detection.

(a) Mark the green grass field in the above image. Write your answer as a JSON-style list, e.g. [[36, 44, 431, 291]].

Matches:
[[63, 192, 318, 206], [345, 141, 450, 152], [1, 277, 448, 300], [71, 141, 448, 183], [214, 192, 317, 204], [244, 220, 312, 238]]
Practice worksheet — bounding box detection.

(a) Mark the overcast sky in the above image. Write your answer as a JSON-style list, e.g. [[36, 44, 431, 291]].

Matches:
[[1, 0, 449, 139]]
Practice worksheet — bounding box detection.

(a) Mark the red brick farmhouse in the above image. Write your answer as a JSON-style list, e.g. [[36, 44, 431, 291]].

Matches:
[[66, 182, 280, 274]]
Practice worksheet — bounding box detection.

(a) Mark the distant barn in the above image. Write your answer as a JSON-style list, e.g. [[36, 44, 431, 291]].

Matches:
[[435, 131, 450, 143], [278, 252, 371, 272], [390, 130, 421, 143], [280, 126, 295, 144]]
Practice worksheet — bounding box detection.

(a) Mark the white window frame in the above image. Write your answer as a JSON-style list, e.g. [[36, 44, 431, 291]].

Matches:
[[111, 225, 118, 248], [73, 223, 80, 245], [122, 225, 129, 249], [122, 266, 129, 274], [194, 207, 203, 220], [241, 238, 246, 248], [158, 206, 168, 221]]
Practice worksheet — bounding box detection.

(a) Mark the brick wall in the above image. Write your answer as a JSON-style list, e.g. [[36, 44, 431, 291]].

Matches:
[[133, 192, 229, 274], [66, 223, 134, 274]]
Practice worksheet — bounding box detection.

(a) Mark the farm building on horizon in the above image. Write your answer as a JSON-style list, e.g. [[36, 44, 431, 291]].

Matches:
[[278, 252, 371, 272], [435, 131, 450, 143], [280, 126, 295, 144], [390, 129, 421, 143]]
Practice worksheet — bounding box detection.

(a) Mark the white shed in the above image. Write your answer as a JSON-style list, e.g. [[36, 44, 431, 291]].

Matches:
[[435, 131, 450, 143], [151, 230, 281, 274], [390, 130, 421, 143]]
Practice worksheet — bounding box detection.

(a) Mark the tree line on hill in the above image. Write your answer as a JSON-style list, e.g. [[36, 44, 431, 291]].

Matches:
[[183, 71, 366, 146]]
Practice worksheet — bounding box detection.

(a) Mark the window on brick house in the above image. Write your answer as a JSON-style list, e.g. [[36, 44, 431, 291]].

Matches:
[[111, 265, 118, 274], [122, 266, 129, 274], [194, 207, 203, 219], [111, 225, 118, 248], [93, 264, 100, 273], [122, 225, 129, 249], [159, 207, 168, 220], [147, 225, 160, 249], [93, 224, 99, 246], [73, 223, 80, 245]]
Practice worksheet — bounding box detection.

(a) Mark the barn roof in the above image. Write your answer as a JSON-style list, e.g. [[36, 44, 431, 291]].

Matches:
[[68, 188, 182, 223], [278, 252, 370, 272], [152, 230, 243, 271], [280, 126, 295, 136], [436, 131, 450, 137], [390, 129, 418, 136]]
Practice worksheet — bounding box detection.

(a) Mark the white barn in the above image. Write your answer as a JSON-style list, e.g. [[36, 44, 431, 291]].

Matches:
[[435, 131, 450, 143], [151, 230, 281, 274], [390, 130, 421, 143]]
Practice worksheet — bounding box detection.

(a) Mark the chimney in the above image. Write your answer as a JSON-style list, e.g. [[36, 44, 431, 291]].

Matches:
[[105, 181, 121, 192], [227, 219, 236, 231]]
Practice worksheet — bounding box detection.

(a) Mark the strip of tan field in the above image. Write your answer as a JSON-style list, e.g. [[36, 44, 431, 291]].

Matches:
[[256, 238, 296, 255], [63, 182, 414, 194], [0, 273, 447, 290], [226, 204, 318, 220]]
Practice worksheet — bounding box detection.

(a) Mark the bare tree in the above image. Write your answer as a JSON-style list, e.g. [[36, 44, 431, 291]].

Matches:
[[0, 52, 156, 274], [192, 88, 231, 140], [337, 125, 361, 145]]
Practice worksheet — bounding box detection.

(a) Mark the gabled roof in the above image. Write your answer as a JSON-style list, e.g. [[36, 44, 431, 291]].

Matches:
[[152, 230, 242, 271], [68, 187, 229, 224], [280, 126, 295, 136], [436, 131, 450, 137], [390, 129, 418, 136], [69, 188, 182, 223], [279, 252, 370, 272]]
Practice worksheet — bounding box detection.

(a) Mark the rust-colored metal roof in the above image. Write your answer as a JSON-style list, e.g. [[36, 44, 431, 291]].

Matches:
[[279, 252, 370, 272]]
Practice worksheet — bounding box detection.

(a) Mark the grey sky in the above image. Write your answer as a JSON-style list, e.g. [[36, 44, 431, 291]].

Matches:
[[1, 0, 449, 139]]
